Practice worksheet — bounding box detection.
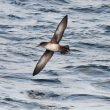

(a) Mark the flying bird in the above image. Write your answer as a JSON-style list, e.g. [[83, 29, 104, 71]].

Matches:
[[33, 15, 69, 76]]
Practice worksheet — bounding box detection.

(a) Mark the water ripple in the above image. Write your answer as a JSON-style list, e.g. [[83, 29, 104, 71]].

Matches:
[[0, 0, 110, 109], [65, 94, 110, 101], [71, 5, 110, 13], [31, 78, 61, 84]]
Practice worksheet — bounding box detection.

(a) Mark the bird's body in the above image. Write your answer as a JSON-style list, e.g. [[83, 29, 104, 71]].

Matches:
[[39, 42, 69, 52], [44, 43, 61, 52], [33, 15, 69, 76]]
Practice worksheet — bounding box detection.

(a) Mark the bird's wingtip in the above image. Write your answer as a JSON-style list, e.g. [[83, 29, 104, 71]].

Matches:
[[33, 72, 36, 76], [63, 15, 68, 23], [33, 70, 38, 76], [33, 68, 40, 76]]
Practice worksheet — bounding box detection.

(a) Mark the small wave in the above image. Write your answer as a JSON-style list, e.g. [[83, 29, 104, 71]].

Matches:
[[93, 80, 110, 92], [0, 25, 13, 29], [3, 97, 45, 110], [95, 59, 110, 62], [0, 31, 9, 35], [0, 65, 6, 70], [12, 51, 33, 58], [4, 98, 14, 102], [47, 0, 69, 5], [31, 78, 61, 84], [96, 5, 110, 13], [64, 65, 74, 69], [55, 0, 69, 4], [98, 24, 110, 35], [78, 42, 95, 46], [75, 64, 110, 72], [103, 25, 110, 33], [74, 64, 110, 77], [31, 25, 46, 31], [46, 70, 58, 76], [27, 90, 45, 99], [70, 5, 110, 13], [10, 0, 26, 6], [65, 94, 110, 101], [0, 35, 24, 41], [7, 14, 24, 20], [27, 90, 60, 100], [78, 42, 110, 51], [70, 7, 94, 13], [105, 25, 110, 30], [39, 8, 60, 13], [2, 73, 30, 81]]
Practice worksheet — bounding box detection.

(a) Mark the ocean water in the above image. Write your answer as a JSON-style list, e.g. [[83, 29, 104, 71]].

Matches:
[[0, 0, 110, 110]]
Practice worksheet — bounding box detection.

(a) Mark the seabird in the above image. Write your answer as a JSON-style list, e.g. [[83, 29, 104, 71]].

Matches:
[[33, 15, 69, 76]]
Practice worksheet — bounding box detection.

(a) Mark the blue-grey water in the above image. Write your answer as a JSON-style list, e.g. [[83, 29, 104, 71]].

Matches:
[[0, 0, 110, 110]]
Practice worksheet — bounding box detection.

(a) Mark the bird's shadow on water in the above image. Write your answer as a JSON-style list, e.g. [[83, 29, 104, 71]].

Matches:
[[26, 75, 70, 109], [26, 90, 61, 100], [1, 72, 66, 109]]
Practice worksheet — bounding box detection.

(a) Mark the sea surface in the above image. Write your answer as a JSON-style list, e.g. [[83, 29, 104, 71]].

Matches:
[[0, 0, 110, 110]]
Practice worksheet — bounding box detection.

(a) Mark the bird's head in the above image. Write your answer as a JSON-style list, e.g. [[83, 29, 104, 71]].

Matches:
[[37, 42, 47, 47]]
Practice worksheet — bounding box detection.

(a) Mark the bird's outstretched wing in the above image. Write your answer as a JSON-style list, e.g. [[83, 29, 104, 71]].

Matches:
[[33, 15, 68, 76], [33, 50, 54, 76], [51, 15, 68, 43]]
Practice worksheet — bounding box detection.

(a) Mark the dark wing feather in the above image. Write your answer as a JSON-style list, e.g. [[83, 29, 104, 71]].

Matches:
[[33, 15, 68, 76], [33, 50, 54, 76], [51, 15, 68, 43]]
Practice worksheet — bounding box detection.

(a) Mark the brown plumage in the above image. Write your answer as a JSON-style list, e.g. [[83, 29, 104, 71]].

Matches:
[[33, 15, 69, 76]]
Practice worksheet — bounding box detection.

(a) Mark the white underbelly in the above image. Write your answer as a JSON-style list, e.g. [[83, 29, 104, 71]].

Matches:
[[45, 43, 60, 52]]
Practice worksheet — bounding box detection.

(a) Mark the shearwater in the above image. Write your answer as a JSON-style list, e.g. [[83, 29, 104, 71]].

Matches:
[[33, 15, 69, 76]]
